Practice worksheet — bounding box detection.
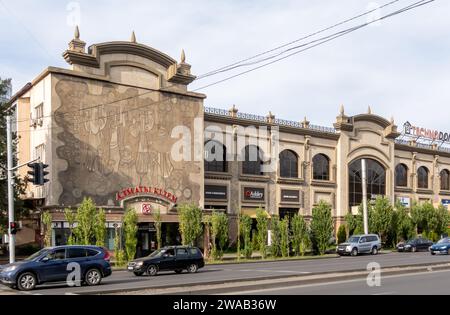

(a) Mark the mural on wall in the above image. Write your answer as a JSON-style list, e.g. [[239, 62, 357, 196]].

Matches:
[[54, 78, 201, 207]]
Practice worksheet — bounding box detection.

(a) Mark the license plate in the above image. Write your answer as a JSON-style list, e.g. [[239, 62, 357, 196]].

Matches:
[[127, 266, 134, 270]]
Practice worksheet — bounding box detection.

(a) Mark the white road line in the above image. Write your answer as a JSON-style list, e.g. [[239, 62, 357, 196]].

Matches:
[[222, 269, 311, 274]]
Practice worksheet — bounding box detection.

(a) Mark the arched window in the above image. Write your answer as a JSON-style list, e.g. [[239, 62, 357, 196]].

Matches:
[[440, 169, 450, 191], [279, 150, 298, 178], [313, 154, 330, 181], [417, 166, 429, 189], [204, 141, 227, 173], [348, 159, 386, 208], [242, 145, 264, 175], [395, 164, 408, 187]]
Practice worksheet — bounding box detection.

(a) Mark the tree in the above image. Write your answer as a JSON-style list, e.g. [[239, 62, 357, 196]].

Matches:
[[210, 212, 228, 260], [310, 201, 334, 255], [73, 197, 97, 245], [42, 211, 52, 247], [337, 224, 347, 244], [431, 205, 450, 240], [280, 217, 290, 258], [114, 226, 126, 267], [240, 214, 253, 259], [255, 207, 269, 259], [153, 207, 162, 249], [123, 208, 138, 261], [411, 202, 435, 235], [270, 215, 281, 257], [95, 208, 106, 247], [236, 214, 241, 260], [371, 196, 394, 243], [0, 78, 28, 233], [178, 204, 203, 246], [394, 202, 414, 242], [64, 208, 76, 245], [291, 214, 310, 256]]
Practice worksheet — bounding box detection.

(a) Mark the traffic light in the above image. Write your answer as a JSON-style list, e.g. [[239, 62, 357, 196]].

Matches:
[[39, 163, 49, 185], [10, 222, 18, 235], [27, 163, 40, 185]]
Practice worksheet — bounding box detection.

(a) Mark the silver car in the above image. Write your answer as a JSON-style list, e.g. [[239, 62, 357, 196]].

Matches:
[[337, 234, 381, 256]]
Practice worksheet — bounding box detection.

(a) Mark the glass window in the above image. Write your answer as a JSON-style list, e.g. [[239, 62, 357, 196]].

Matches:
[[440, 169, 450, 191], [242, 145, 263, 175], [176, 248, 189, 257], [313, 154, 330, 181], [67, 248, 87, 258], [87, 249, 100, 257], [349, 159, 386, 208], [395, 164, 408, 187], [279, 150, 298, 178], [47, 249, 66, 260], [417, 166, 429, 189], [205, 141, 227, 173], [165, 248, 175, 257], [190, 248, 200, 256]]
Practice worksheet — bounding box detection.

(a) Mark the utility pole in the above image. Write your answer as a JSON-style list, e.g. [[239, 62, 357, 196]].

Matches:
[[6, 115, 15, 264], [361, 159, 369, 235]]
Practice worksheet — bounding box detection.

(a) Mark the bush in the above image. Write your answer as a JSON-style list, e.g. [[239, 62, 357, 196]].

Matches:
[[240, 215, 253, 259], [291, 214, 310, 256], [178, 204, 203, 246], [256, 207, 269, 258], [310, 201, 334, 255], [123, 208, 138, 261], [210, 212, 228, 260], [270, 216, 281, 257], [337, 225, 347, 244], [280, 217, 290, 258]]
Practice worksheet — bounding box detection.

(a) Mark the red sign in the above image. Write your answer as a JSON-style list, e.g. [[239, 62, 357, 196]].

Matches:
[[141, 203, 153, 215], [116, 187, 177, 204]]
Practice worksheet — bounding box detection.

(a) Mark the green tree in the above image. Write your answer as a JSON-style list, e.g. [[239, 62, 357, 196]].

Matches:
[[210, 212, 228, 260], [371, 196, 394, 243], [431, 205, 450, 240], [114, 226, 126, 267], [73, 197, 97, 245], [255, 207, 269, 259], [395, 202, 415, 242], [291, 214, 309, 256], [310, 201, 334, 255], [337, 224, 347, 244], [178, 204, 203, 246], [123, 208, 138, 261], [280, 217, 290, 258], [240, 214, 253, 259], [411, 202, 434, 234], [236, 215, 241, 260], [64, 208, 77, 245], [270, 215, 281, 257], [95, 208, 106, 247], [42, 211, 52, 247], [153, 208, 162, 249]]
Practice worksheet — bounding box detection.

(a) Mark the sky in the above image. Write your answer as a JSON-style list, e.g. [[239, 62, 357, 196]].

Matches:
[[1, 0, 449, 131]]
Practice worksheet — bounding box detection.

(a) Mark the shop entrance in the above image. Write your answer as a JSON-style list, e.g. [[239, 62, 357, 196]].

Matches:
[[279, 208, 299, 221], [136, 222, 182, 258]]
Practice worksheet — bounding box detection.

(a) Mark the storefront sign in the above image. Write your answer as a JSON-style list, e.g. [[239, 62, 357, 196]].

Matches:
[[116, 187, 177, 203], [243, 187, 265, 201], [442, 199, 450, 208], [281, 190, 300, 203], [141, 203, 153, 215], [403, 121, 450, 142], [205, 185, 228, 200], [397, 196, 411, 208]]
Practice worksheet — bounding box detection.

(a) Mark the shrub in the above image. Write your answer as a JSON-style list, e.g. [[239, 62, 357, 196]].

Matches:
[[310, 201, 334, 255], [270, 215, 281, 257], [210, 212, 228, 260], [291, 214, 310, 256], [123, 208, 138, 261], [178, 204, 203, 246], [337, 224, 347, 244], [240, 215, 253, 259], [255, 207, 269, 258], [280, 217, 290, 258]]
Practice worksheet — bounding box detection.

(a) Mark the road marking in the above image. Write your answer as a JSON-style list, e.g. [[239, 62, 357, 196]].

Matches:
[[372, 291, 396, 295], [223, 269, 311, 274]]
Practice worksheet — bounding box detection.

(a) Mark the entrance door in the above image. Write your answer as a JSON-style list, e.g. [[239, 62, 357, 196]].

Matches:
[[137, 223, 156, 258]]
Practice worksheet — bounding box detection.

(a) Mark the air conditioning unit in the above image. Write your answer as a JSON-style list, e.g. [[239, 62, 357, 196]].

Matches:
[[29, 118, 38, 128], [37, 118, 43, 127]]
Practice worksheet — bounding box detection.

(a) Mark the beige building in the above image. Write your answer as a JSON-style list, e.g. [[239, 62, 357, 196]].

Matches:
[[9, 29, 450, 253]]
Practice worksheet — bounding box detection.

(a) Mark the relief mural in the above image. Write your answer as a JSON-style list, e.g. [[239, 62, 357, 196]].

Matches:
[[54, 77, 201, 207]]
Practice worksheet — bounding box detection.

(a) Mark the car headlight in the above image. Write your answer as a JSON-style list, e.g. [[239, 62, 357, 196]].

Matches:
[[440, 246, 447, 250], [3, 266, 18, 272], [346, 245, 352, 252], [135, 261, 144, 267], [405, 244, 411, 248]]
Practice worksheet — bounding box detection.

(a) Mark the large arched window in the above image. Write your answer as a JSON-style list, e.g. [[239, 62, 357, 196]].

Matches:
[[242, 145, 264, 175], [204, 141, 227, 173], [279, 150, 298, 178], [440, 169, 450, 191], [313, 154, 330, 181], [349, 159, 386, 208], [417, 166, 429, 189], [395, 164, 408, 187]]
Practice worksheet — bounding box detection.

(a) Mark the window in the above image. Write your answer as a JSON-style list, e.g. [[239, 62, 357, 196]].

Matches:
[[242, 145, 264, 175], [190, 248, 201, 256], [313, 154, 330, 181], [395, 164, 408, 187], [279, 150, 298, 178], [204, 141, 227, 173], [176, 248, 189, 257], [47, 249, 66, 260], [349, 159, 386, 208], [67, 248, 86, 258], [35, 103, 43, 120], [35, 144, 45, 161], [417, 166, 429, 189], [441, 169, 450, 191], [87, 249, 100, 257], [165, 248, 175, 257]]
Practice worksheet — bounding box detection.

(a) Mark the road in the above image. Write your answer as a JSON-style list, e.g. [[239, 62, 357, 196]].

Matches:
[[0, 252, 449, 295], [225, 268, 450, 295]]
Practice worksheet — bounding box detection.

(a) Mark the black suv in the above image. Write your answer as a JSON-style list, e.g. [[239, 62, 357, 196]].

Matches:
[[127, 246, 204, 276]]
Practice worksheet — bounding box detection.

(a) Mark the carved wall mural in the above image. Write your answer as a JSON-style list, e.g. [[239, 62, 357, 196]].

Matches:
[[54, 77, 202, 207]]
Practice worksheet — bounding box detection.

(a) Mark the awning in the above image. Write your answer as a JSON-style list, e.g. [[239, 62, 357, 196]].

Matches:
[[241, 208, 271, 219]]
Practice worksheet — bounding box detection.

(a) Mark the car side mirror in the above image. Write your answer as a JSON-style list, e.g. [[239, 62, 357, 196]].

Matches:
[[359, 240, 364, 244]]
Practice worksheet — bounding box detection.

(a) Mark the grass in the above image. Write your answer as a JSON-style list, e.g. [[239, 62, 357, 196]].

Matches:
[[205, 253, 340, 265]]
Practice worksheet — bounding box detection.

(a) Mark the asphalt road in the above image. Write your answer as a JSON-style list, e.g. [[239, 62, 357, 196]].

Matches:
[[226, 268, 450, 295], [1, 252, 449, 295]]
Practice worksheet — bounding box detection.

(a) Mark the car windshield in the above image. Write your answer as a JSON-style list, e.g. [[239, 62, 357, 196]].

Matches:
[[437, 238, 450, 244], [406, 239, 416, 244], [148, 249, 165, 258], [24, 249, 48, 261], [347, 236, 360, 243]]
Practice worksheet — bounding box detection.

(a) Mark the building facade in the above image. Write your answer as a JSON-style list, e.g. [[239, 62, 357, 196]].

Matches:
[[9, 31, 450, 252]]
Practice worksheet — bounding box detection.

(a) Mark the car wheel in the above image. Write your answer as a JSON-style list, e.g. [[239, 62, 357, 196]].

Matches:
[[371, 247, 378, 255], [351, 248, 358, 257], [17, 272, 37, 291], [175, 269, 183, 274], [187, 263, 198, 273], [146, 265, 158, 276], [85, 269, 102, 286], [412, 246, 417, 253], [431, 251, 436, 255], [133, 271, 144, 276]]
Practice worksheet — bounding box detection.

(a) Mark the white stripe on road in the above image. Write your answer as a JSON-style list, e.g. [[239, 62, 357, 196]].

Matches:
[[222, 269, 311, 274]]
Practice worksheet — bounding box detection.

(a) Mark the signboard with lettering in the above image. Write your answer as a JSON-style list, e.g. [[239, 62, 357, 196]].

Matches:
[[397, 196, 411, 208], [116, 187, 177, 204], [243, 187, 265, 202], [281, 190, 300, 203], [205, 185, 228, 201], [442, 199, 450, 209], [403, 121, 450, 143]]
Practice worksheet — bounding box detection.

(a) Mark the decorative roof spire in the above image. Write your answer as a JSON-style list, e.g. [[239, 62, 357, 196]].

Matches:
[[131, 31, 136, 43], [340, 104, 345, 116], [390, 116, 395, 124], [181, 49, 186, 63], [67, 25, 86, 53], [74, 25, 80, 39], [368, 106, 372, 115]]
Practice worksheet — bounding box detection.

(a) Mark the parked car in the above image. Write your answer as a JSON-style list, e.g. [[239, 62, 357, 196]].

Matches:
[[0, 245, 112, 291], [336, 234, 381, 256], [128, 246, 204, 276], [397, 238, 433, 252], [430, 238, 450, 255]]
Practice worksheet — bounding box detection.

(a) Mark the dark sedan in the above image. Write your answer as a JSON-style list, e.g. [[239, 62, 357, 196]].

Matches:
[[128, 246, 204, 276], [397, 238, 433, 252], [430, 238, 450, 255]]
